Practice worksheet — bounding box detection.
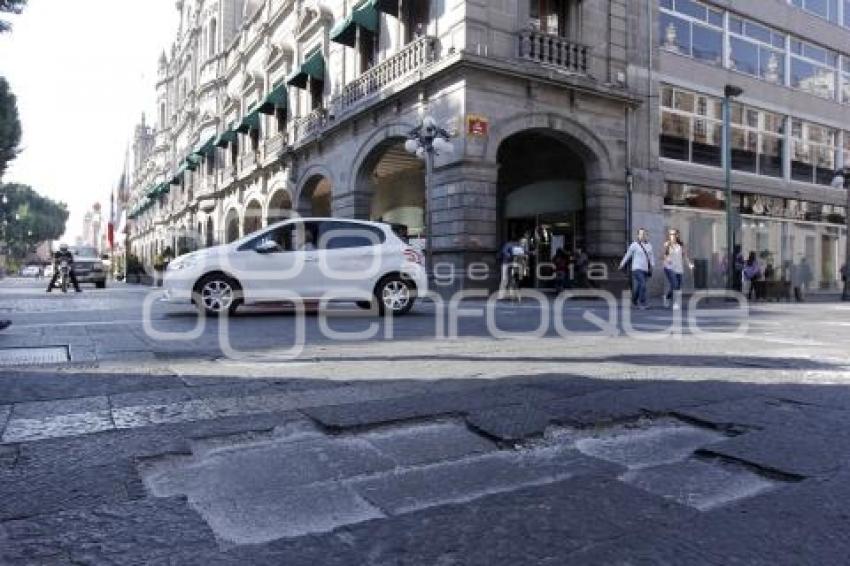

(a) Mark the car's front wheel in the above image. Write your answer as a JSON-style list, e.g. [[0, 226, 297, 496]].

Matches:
[[193, 273, 242, 316], [375, 274, 416, 315]]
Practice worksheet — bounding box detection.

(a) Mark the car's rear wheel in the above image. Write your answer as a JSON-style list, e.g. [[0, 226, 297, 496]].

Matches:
[[375, 274, 416, 315], [193, 273, 242, 316]]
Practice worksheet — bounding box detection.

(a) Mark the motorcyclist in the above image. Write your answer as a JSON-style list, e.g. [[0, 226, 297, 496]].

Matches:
[[46, 243, 82, 292]]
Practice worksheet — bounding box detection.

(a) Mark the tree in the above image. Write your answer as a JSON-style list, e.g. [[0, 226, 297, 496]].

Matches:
[[0, 0, 26, 33], [0, 183, 69, 260], [0, 77, 21, 180]]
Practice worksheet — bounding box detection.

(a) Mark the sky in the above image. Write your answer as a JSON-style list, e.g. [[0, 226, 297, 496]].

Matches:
[[0, 0, 179, 242]]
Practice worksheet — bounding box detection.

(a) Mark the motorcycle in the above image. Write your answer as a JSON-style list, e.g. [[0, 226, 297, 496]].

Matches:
[[59, 260, 71, 293]]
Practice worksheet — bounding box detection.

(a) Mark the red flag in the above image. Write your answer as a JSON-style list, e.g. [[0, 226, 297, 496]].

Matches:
[[107, 190, 115, 249]]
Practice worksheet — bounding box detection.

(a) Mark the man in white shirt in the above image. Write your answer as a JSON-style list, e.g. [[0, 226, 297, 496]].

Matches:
[[619, 228, 655, 309]]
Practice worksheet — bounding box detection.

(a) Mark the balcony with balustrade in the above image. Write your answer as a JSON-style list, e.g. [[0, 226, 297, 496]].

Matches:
[[518, 28, 589, 76]]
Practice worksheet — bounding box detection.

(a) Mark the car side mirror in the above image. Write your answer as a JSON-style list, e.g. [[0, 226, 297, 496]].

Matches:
[[255, 240, 282, 254]]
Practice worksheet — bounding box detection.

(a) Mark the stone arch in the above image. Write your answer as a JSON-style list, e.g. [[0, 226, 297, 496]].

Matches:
[[484, 112, 616, 182], [349, 122, 420, 220], [266, 188, 294, 224], [243, 198, 264, 235], [296, 164, 334, 217]]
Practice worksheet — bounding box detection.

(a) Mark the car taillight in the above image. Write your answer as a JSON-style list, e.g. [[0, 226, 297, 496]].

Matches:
[[403, 247, 423, 265]]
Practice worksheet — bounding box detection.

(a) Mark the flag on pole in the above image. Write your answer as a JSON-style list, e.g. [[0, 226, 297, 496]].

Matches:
[[107, 189, 115, 250]]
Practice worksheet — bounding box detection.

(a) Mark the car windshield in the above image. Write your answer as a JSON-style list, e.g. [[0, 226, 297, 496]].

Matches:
[[70, 246, 98, 258]]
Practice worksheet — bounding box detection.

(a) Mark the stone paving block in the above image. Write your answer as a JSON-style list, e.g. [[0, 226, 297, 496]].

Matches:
[[0, 461, 142, 521], [0, 404, 10, 438], [466, 404, 552, 441], [361, 421, 495, 466], [620, 459, 779, 511], [109, 387, 195, 409], [2, 411, 115, 443], [0, 496, 219, 565], [236, 476, 697, 566], [142, 436, 396, 501], [0, 372, 184, 404], [699, 426, 850, 478], [202, 392, 299, 419], [570, 420, 726, 470], [350, 445, 622, 515], [303, 385, 558, 429], [11, 396, 110, 419], [112, 399, 216, 428], [193, 483, 385, 545], [675, 396, 850, 431]]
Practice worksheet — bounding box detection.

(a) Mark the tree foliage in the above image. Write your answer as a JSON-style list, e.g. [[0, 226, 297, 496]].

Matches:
[[1, 183, 69, 260], [0, 77, 21, 180], [0, 0, 26, 33]]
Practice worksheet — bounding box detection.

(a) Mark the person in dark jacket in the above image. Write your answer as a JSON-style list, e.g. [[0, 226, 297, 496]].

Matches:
[[46, 243, 81, 292]]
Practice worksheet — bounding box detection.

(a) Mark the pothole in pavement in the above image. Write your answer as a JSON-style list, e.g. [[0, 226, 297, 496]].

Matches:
[[138, 416, 787, 546], [544, 417, 786, 511]]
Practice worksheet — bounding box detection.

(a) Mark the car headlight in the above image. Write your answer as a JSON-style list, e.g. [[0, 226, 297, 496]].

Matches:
[[168, 255, 198, 271]]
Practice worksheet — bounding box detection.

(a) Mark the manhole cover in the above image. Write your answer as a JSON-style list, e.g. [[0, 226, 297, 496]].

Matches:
[[0, 346, 70, 366]]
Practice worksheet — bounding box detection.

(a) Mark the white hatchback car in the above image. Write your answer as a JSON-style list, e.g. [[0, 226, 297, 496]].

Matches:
[[162, 218, 427, 316]]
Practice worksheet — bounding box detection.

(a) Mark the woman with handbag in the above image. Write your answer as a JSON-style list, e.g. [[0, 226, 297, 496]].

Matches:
[[662, 229, 694, 310]]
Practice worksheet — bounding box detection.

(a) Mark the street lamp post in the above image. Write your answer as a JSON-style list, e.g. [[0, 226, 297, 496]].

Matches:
[[831, 168, 850, 301], [723, 84, 744, 291], [404, 115, 454, 275]]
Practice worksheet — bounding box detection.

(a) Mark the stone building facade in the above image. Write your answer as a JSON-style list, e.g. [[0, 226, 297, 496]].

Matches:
[[124, 0, 848, 292]]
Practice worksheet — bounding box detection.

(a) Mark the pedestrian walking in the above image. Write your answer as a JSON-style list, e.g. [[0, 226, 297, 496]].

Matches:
[[0, 320, 10, 331], [662, 229, 693, 310], [619, 228, 655, 309], [497, 236, 525, 300], [742, 252, 761, 300]]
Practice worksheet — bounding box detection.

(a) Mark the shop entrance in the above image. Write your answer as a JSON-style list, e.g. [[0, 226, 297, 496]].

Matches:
[[498, 131, 586, 288]]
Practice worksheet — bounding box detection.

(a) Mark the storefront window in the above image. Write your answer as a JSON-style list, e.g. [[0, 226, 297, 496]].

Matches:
[[729, 16, 785, 84], [790, 39, 838, 100], [791, 119, 837, 185], [842, 59, 850, 104], [658, 0, 723, 66], [730, 103, 785, 177], [660, 85, 722, 166], [665, 182, 848, 291]]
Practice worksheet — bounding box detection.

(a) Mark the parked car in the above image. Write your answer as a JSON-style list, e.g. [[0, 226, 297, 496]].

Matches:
[[21, 265, 41, 277], [68, 246, 107, 288], [162, 218, 427, 316]]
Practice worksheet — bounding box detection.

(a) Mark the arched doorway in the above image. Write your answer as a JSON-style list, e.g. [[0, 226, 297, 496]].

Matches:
[[497, 130, 587, 288], [267, 189, 293, 224], [299, 176, 332, 217], [205, 217, 214, 248], [358, 139, 426, 237], [224, 208, 240, 243], [243, 199, 263, 235]]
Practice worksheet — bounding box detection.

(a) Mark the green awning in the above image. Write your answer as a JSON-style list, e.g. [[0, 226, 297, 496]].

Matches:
[[156, 183, 170, 197], [286, 49, 325, 89], [194, 135, 217, 157], [215, 126, 238, 148], [145, 185, 159, 197], [185, 154, 202, 171], [372, 0, 399, 15], [170, 162, 188, 185], [330, 0, 378, 47], [259, 83, 288, 115], [236, 110, 261, 134]]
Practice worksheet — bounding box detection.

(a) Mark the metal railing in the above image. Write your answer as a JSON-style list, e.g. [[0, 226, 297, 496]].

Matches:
[[290, 108, 327, 144], [264, 133, 285, 158], [518, 29, 589, 74]]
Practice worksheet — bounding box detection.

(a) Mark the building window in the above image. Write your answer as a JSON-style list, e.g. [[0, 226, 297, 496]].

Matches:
[[791, 0, 840, 23], [728, 16, 785, 84], [230, 137, 238, 170], [529, 0, 568, 36], [842, 59, 850, 104], [790, 39, 838, 100], [845, 0, 850, 27], [359, 28, 377, 71], [250, 128, 260, 153], [843, 132, 850, 170], [658, 0, 723, 66], [209, 19, 217, 57], [791, 119, 837, 185], [275, 107, 287, 134], [309, 77, 323, 110], [660, 85, 722, 167], [730, 103, 785, 178], [404, 0, 430, 43]]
